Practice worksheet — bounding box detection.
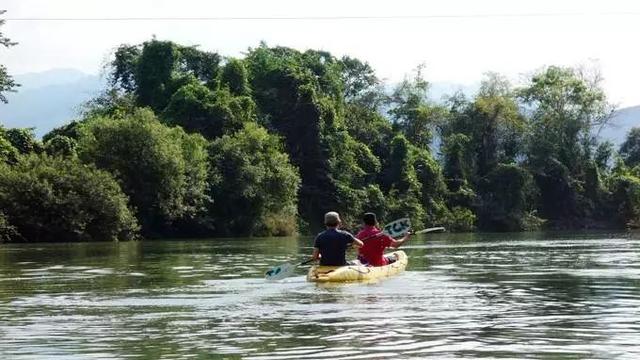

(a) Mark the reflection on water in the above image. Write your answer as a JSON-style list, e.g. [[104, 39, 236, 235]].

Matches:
[[1, 232, 640, 359]]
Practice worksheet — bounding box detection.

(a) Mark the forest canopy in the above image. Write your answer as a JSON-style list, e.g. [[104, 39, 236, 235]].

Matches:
[[2, 37, 639, 242]]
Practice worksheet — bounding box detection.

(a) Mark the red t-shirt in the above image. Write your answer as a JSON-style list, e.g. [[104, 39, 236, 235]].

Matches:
[[356, 225, 394, 266]]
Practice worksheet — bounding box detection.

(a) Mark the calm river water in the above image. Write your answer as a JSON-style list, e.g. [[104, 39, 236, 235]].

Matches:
[[1, 232, 640, 359]]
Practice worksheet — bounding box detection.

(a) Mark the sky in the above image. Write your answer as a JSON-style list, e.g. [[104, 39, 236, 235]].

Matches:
[[1, 0, 640, 106]]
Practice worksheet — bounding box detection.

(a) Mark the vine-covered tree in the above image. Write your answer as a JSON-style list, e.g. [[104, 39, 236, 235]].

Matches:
[[163, 81, 256, 139], [209, 122, 300, 236], [244, 45, 383, 228], [77, 109, 209, 236]]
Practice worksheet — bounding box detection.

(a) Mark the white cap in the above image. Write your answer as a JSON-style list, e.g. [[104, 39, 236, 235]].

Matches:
[[324, 211, 341, 226]]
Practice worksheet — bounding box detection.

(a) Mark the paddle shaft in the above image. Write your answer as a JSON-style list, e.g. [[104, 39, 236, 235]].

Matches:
[[414, 227, 446, 234], [298, 258, 315, 266]]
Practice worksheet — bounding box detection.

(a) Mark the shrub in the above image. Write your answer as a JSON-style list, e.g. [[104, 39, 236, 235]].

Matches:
[[0, 154, 139, 242], [209, 122, 300, 236], [77, 109, 209, 235], [44, 135, 77, 157]]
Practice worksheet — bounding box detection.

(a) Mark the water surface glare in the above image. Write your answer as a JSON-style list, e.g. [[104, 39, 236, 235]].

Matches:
[[1, 232, 640, 359]]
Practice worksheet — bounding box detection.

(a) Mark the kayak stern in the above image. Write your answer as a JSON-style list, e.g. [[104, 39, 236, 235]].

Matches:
[[307, 251, 408, 283]]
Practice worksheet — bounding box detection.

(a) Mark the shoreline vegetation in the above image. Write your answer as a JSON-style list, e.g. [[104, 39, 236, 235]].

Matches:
[[2, 37, 640, 242]]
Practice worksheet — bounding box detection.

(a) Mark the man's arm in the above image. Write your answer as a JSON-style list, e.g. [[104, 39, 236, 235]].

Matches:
[[389, 231, 412, 248], [351, 236, 364, 248], [311, 235, 321, 262], [311, 247, 320, 261]]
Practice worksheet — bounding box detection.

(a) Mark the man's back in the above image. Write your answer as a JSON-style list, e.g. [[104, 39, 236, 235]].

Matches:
[[356, 226, 393, 266], [314, 228, 355, 266]]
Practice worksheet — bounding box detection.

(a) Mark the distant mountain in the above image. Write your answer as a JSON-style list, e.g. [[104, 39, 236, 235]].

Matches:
[[429, 81, 479, 102], [0, 69, 104, 137], [599, 106, 640, 146]]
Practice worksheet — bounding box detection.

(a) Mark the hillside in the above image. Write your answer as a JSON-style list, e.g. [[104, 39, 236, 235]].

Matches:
[[0, 69, 103, 137], [599, 105, 640, 145]]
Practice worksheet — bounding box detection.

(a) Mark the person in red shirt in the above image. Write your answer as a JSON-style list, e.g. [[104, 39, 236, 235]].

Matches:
[[356, 212, 412, 266]]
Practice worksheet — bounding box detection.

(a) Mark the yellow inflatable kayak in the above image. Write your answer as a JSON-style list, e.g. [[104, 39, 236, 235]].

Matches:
[[307, 251, 408, 283]]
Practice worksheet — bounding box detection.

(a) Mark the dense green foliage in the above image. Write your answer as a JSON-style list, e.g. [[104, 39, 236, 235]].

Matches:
[[0, 125, 19, 163], [3, 38, 640, 242], [0, 154, 139, 242], [5, 128, 42, 154], [209, 122, 300, 236], [620, 128, 640, 168], [76, 109, 210, 236], [163, 83, 255, 138], [44, 135, 77, 157]]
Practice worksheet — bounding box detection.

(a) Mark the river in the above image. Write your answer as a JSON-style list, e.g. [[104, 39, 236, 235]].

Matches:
[[1, 232, 640, 359]]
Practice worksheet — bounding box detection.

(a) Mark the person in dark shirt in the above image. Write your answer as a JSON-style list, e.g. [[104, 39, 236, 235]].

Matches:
[[311, 211, 363, 266]]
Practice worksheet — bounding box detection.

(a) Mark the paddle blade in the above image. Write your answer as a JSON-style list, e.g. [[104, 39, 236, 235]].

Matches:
[[415, 227, 446, 234], [382, 218, 411, 237], [265, 263, 296, 281]]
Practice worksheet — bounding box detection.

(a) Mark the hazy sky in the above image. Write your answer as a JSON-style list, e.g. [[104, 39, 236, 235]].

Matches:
[[1, 0, 640, 106]]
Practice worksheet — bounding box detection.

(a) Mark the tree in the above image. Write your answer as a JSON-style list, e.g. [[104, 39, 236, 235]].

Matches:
[[0, 210, 18, 242], [620, 127, 640, 168], [389, 66, 447, 150], [478, 164, 537, 231], [209, 122, 300, 236], [470, 74, 525, 175], [438, 74, 532, 230], [0, 154, 139, 242], [245, 44, 377, 228], [441, 74, 525, 178], [77, 109, 209, 235], [595, 141, 614, 171], [343, 105, 394, 161], [518, 66, 612, 227], [339, 56, 381, 106], [108, 40, 256, 141], [414, 147, 451, 226], [81, 90, 138, 119], [163, 82, 256, 139], [135, 40, 180, 111], [0, 10, 17, 103], [608, 173, 640, 228], [110, 44, 140, 93], [109, 39, 222, 112], [382, 135, 426, 229], [519, 66, 611, 172], [441, 133, 472, 191], [220, 58, 251, 96], [43, 121, 84, 142], [5, 128, 42, 154], [44, 135, 77, 157], [0, 125, 18, 163]]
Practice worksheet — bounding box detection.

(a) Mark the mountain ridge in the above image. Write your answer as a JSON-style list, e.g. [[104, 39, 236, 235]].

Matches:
[[0, 69, 104, 137]]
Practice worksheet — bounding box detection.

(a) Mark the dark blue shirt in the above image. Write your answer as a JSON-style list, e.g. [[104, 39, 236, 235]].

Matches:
[[313, 228, 356, 266]]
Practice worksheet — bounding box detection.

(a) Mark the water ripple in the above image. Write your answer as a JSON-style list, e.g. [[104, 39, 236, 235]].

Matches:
[[1, 234, 640, 358]]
